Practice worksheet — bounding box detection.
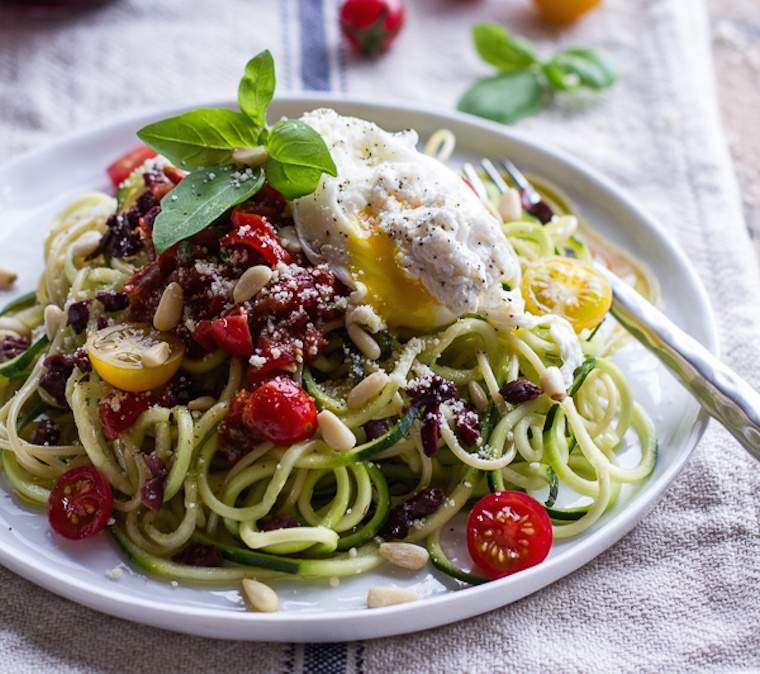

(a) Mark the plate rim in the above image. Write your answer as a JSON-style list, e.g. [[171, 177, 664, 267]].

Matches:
[[0, 93, 718, 641]]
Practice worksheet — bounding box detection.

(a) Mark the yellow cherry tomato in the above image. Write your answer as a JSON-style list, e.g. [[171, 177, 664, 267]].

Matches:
[[532, 0, 601, 25], [87, 323, 185, 392], [521, 256, 612, 333]]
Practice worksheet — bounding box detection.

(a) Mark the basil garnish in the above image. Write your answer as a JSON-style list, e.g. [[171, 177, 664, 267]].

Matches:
[[137, 49, 337, 254], [152, 166, 264, 254], [459, 23, 616, 125], [265, 119, 337, 199], [238, 50, 276, 127], [137, 109, 261, 170]]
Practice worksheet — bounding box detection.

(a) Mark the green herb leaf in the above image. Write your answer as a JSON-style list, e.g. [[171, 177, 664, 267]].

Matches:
[[458, 71, 545, 124], [152, 166, 264, 253], [472, 23, 537, 73], [238, 50, 276, 126], [544, 48, 616, 91], [264, 119, 337, 199], [137, 109, 261, 169]]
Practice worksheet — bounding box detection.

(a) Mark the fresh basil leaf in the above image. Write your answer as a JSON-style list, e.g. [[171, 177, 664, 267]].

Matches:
[[152, 165, 263, 253], [238, 50, 275, 126], [544, 48, 616, 91], [264, 159, 325, 201], [264, 119, 337, 199], [472, 23, 537, 73], [137, 109, 261, 169], [458, 71, 545, 124], [267, 119, 337, 174]]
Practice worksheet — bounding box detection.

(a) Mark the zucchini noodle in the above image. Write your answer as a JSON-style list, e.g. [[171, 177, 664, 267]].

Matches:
[[0, 134, 657, 594]]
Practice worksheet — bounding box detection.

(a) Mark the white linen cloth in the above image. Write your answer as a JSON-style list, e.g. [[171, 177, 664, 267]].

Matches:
[[0, 0, 758, 672]]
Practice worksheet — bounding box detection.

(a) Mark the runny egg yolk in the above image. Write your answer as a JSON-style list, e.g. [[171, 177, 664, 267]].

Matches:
[[345, 228, 443, 330]]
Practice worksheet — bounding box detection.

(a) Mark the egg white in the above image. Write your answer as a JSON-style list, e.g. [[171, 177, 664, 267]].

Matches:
[[292, 109, 522, 331]]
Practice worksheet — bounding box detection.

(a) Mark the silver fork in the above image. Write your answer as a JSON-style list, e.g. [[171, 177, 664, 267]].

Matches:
[[467, 158, 760, 462]]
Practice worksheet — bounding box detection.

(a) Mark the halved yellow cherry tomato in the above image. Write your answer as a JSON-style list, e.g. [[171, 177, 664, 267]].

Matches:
[[533, 0, 601, 25], [521, 256, 612, 333], [87, 323, 185, 392]]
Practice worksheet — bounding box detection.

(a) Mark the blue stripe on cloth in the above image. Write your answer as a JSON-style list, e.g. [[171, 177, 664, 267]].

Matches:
[[297, 0, 331, 90], [303, 643, 348, 673]]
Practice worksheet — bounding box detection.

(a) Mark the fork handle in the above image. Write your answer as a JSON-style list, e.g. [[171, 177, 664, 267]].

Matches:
[[601, 268, 760, 461]]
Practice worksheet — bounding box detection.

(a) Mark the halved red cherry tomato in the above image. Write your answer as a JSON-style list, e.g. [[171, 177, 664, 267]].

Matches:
[[210, 310, 254, 358], [99, 390, 154, 440], [466, 491, 552, 578], [242, 377, 317, 445], [106, 146, 158, 189], [222, 208, 291, 267], [48, 466, 113, 540]]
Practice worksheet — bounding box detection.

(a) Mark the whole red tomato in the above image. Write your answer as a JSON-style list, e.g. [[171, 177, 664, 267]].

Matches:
[[242, 377, 318, 445], [339, 0, 405, 57]]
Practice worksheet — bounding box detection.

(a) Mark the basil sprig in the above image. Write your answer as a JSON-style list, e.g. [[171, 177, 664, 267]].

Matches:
[[137, 50, 337, 254], [458, 24, 616, 124]]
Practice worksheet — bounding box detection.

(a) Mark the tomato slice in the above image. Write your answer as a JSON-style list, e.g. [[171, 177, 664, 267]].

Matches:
[[99, 391, 154, 440], [87, 323, 185, 392], [520, 256, 612, 333], [210, 310, 254, 358], [222, 208, 291, 267], [466, 491, 552, 578], [48, 466, 113, 540], [106, 146, 158, 189], [242, 377, 318, 445]]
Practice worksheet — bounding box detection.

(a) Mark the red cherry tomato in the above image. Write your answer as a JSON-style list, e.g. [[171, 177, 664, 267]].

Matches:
[[98, 391, 153, 440], [48, 466, 114, 540], [106, 146, 158, 189], [222, 207, 292, 267], [466, 491, 552, 578], [339, 0, 405, 57], [210, 310, 254, 358], [242, 377, 318, 445]]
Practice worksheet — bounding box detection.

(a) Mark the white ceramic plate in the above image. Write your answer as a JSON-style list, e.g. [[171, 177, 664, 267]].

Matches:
[[0, 96, 717, 642]]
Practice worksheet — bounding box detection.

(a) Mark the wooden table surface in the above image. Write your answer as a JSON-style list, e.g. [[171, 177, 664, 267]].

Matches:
[[708, 0, 760, 255]]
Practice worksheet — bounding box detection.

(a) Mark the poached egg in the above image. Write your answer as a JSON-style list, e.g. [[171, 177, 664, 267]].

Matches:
[[292, 109, 522, 331]]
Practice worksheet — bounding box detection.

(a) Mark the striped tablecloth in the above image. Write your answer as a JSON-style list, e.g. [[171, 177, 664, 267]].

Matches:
[[1, 1, 758, 672]]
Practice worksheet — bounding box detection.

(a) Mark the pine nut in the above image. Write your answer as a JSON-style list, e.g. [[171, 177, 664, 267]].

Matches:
[[232, 146, 268, 167], [347, 371, 389, 409], [540, 366, 566, 401], [379, 542, 430, 570], [188, 396, 217, 412], [346, 304, 384, 333], [141, 341, 171, 367], [153, 282, 183, 332], [0, 266, 17, 289], [0, 316, 30, 338], [233, 265, 272, 304], [367, 586, 419, 609], [71, 230, 102, 259], [498, 188, 522, 222], [467, 380, 489, 412], [241, 578, 279, 612], [347, 323, 381, 360], [318, 409, 356, 452], [44, 305, 65, 340]]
